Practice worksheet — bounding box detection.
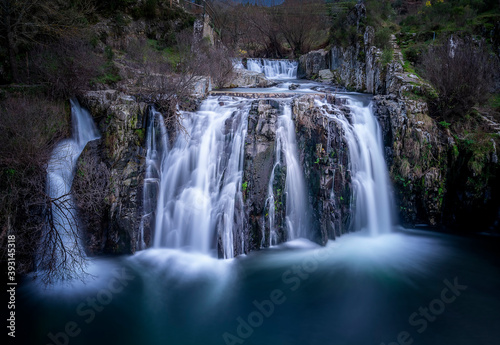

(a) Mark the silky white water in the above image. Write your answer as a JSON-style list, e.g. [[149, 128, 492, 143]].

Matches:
[[246, 58, 298, 79], [40, 99, 100, 272], [262, 101, 311, 245], [139, 107, 168, 250], [153, 97, 250, 258], [316, 96, 393, 235]]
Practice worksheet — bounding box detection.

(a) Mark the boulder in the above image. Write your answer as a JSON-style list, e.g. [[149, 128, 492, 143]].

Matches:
[[318, 69, 334, 81], [223, 69, 276, 88]]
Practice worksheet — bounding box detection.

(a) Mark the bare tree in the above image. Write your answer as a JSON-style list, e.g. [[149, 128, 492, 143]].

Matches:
[[30, 35, 104, 98], [72, 151, 110, 255], [275, 0, 329, 56], [0, 95, 92, 284], [421, 36, 496, 120], [0, 0, 95, 82]]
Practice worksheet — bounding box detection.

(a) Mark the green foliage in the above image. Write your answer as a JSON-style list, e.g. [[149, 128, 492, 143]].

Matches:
[[403, 44, 424, 65], [381, 48, 393, 65], [242, 181, 248, 192], [489, 94, 500, 110], [365, 0, 395, 28], [93, 61, 121, 85], [135, 129, 145, 143], [375, 27, 392, 50], [438, 120, 451, 128], [163, 47, 181, 67], [329, 0, 358, 47], [104, 46, 114, 61]]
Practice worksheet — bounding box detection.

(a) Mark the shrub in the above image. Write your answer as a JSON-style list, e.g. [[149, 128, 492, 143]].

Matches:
[[421, 36, 496, 120], [381, 48, 393, 65], [374, 27, 392, 50], [0, 95, 69, 277], [30, 36, 104, 98]]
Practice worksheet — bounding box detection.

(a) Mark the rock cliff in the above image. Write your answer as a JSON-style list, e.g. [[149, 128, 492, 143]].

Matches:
[[298, 3, 500, 232], [75, 90, 149, 254], [242, 95, 355, 251]]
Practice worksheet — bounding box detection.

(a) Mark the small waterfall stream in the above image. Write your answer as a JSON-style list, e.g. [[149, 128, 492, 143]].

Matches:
[[263, 102, 311, 243], [316, 96, 393, 235], [139, 107, 168, 250], [40, 99, 100, 272]]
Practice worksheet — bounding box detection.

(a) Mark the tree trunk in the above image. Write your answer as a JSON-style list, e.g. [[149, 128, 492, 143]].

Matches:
[[7, 32, 19, 83], [3, 1, 19, 83]]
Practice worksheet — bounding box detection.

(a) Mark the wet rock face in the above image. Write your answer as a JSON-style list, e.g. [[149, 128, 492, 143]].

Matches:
[[297, 49, 329, 79], [243, 100, 281, 251], [242, 96, 354, 249], [77, 90, 148, 254], [373, 96, 448, 227], [293, 95, 353, 243], [374, 95, 500, 231], [297, 1, 500, 232]]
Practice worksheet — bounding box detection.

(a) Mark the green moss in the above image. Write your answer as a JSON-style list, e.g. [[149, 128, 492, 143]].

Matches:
[[438, 120, 451, 128], [134, 128, 145, 142]]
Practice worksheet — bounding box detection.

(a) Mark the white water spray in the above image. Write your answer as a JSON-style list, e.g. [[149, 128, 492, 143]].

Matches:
[[246, 59, 298, 79], [40, 99, 100, 272], [153, 97, 249, 258], [263, 102, 311, 244], [139, 107, 168, 250], [316, 96, 393, 235]]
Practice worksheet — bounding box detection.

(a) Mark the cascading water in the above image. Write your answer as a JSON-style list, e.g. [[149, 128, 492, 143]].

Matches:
[[263, 101, 311, 244], [246, 59, 298, 79], [153, 97, 250, 258], [316, 96, 393, 235], [39, 99, 100, 273], [139, 107, 168, 250]]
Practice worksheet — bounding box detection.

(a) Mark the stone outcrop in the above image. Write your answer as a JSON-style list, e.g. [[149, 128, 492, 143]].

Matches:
[[297, 49, 329, 79], [242, 95, 355, 249], [374, 96, 449, 226], [298, 2, 499, 232], [243, 100, 282, 250], [224, 69, 276, 88], [76, 90, 149, 254], [293, 95, 353, 243]]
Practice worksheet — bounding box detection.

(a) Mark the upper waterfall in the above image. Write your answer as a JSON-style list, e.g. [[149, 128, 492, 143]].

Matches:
[[245, 59, 298, 79]]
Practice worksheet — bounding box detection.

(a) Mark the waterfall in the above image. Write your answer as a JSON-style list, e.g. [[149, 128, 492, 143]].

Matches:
[[149, 91, 392, 258], [139, 107, 168, 250], [263, 102, 311, 244], [246, 59, 298, 79], [153, 97, 249, 258], [40, 99, 100, 273], [317, 96, 393, 235]]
